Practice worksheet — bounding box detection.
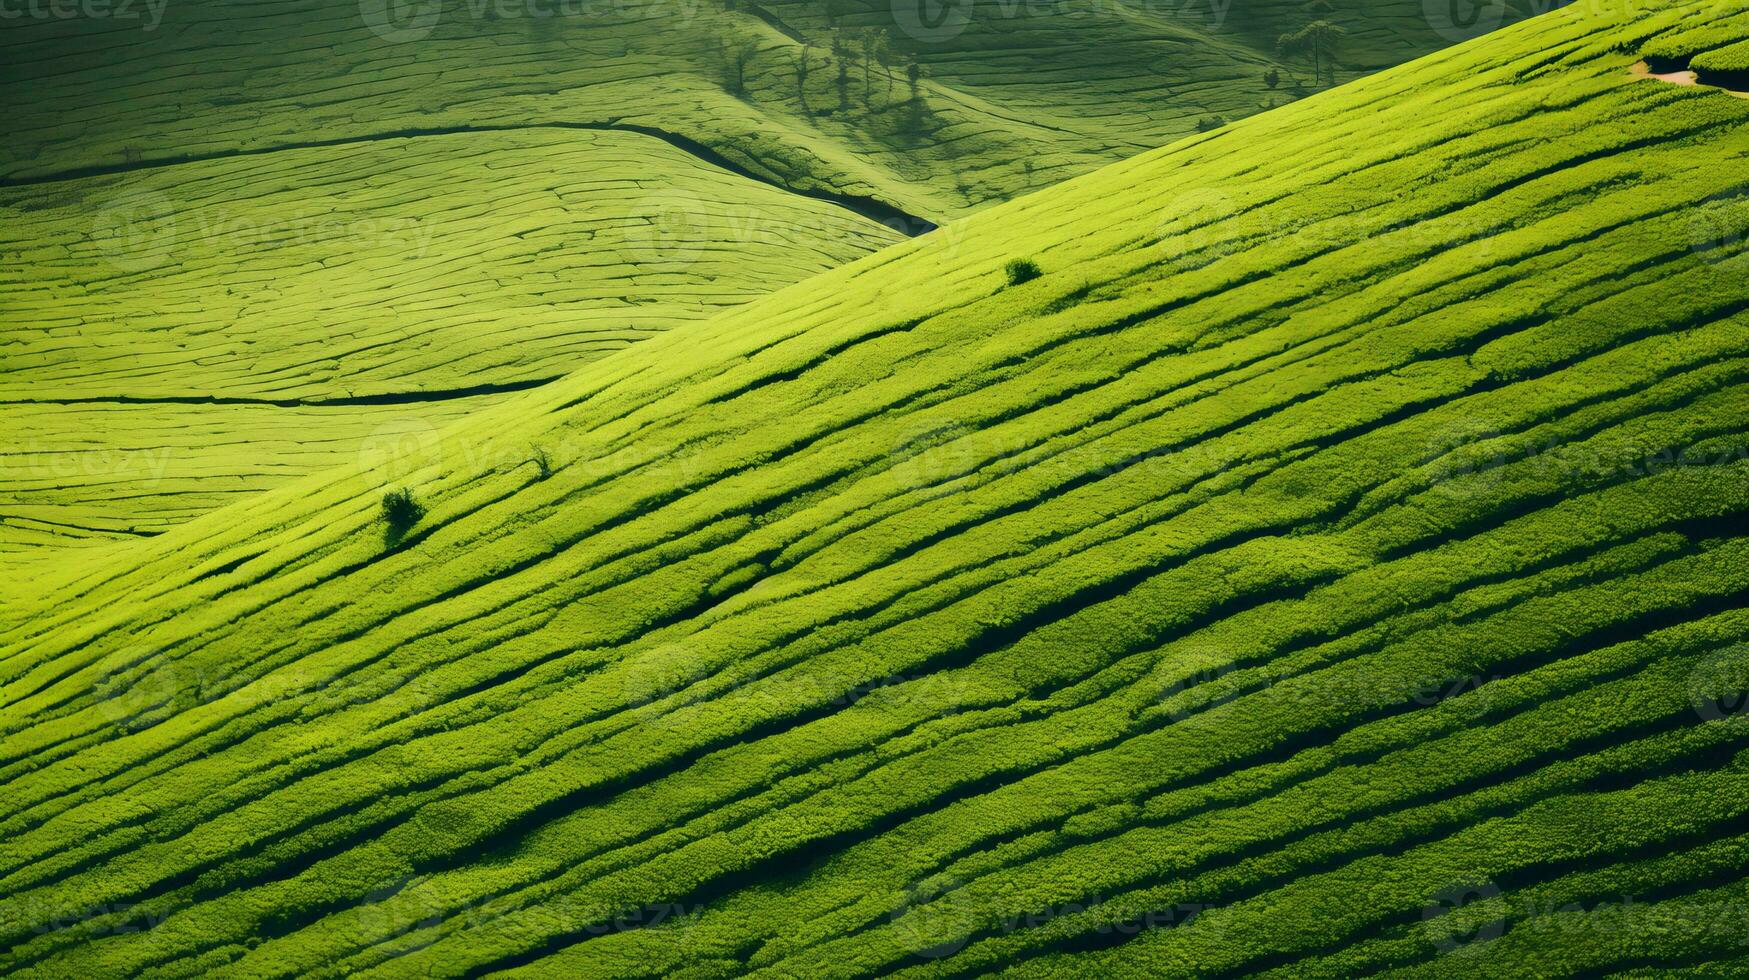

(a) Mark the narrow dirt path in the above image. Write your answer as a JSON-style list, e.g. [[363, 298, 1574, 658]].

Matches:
[[1630, 60, 1749, 99]]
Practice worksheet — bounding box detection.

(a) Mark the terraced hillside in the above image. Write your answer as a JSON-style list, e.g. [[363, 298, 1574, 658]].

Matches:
[[5, 1, 1749, 977], [1, 0, 1493, 556], [2, 0, 1510, 214], [0, 128, 902, 553]]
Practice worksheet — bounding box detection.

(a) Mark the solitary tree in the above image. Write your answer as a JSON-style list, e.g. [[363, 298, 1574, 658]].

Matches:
[[794, 44, 813, 115], [875, 30, 897, 101], [831, 29, 852, 110], [1277, 20, 1345, 87], [720, 37, 760, 96], [859, 28, 879, 100]]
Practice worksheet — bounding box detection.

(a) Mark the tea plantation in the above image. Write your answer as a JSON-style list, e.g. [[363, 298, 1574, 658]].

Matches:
[[2, 0, 1748, 976]]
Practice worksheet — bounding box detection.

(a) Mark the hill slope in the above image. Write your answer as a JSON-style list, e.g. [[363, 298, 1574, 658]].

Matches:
[[0, 0, 1494, 556], [0, 127, 903, 552], [5, 1, 1749, 976]]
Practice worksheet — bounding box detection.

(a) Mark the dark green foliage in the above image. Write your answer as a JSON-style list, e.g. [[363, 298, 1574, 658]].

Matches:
[[379, 487, 424, 541], [794, 44, 813, 115], [1279, 19, 1348, 87], [720, 37, 759, 96], [1005, 258, 1043, 286]]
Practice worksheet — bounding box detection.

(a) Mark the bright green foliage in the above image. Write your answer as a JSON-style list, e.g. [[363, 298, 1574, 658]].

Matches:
[[0, 129, 903, 559], [2, 1, 1749, 977], [1692, 38, 1749, 73], [0, 0, 1501, 558]]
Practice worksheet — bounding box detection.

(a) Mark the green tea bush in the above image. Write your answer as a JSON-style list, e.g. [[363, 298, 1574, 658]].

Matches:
[[380, 488, 424, 541], [1005, 258, 1043, 286]]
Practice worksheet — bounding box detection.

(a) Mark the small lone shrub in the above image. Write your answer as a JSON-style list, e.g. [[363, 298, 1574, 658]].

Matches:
[[1004, 258, 1042, 286], [381, 487, 424, 542], [1196, 115, 1228, 132], [531, 445, 553, 480]]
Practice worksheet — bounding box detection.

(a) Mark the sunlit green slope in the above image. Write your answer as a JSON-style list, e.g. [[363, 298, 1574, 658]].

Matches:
[[0, 0, 1488, 554], [4, 1, 1749, 976]]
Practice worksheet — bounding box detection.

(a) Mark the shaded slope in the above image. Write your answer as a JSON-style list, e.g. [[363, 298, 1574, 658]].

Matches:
[[0, 0, 1490, 553], [3, 2, 1749, 977], [0, 128, 903, 552], [0, 0, 1508, 215]]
